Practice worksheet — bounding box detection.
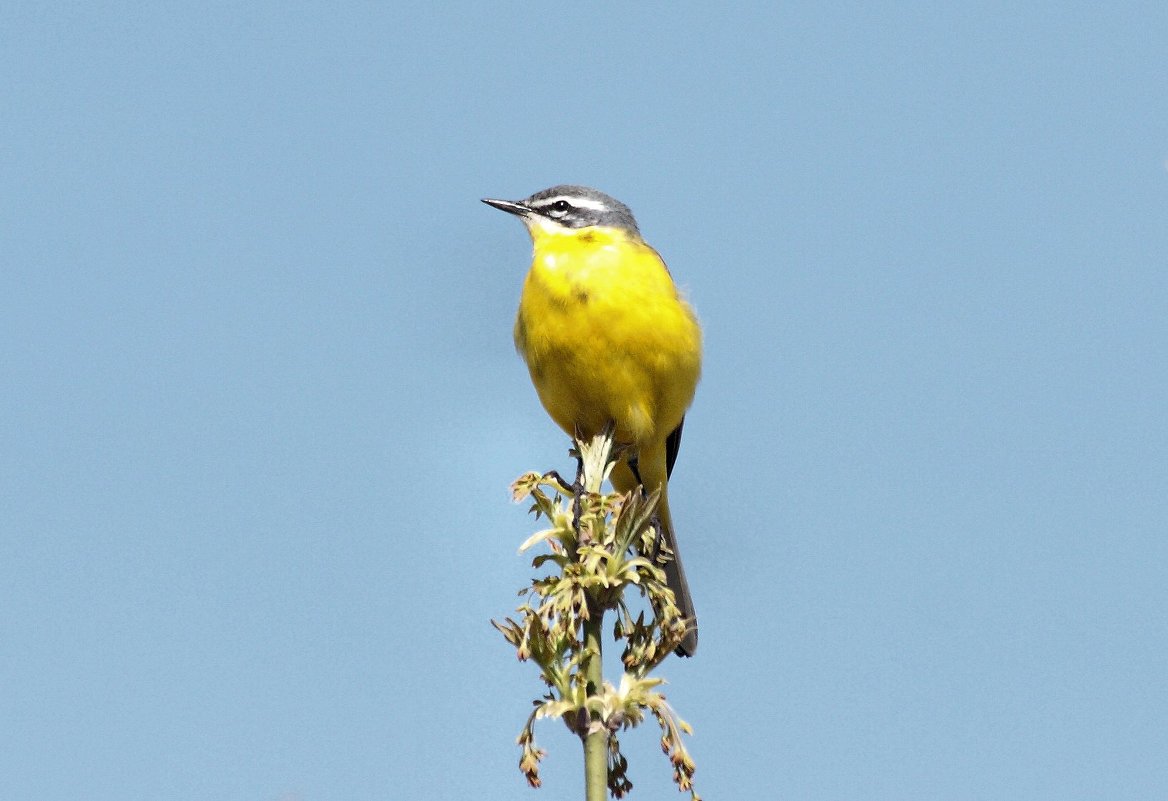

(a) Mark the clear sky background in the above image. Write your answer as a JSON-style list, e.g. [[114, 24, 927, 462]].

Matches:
[[2, 3, 1166, 800]]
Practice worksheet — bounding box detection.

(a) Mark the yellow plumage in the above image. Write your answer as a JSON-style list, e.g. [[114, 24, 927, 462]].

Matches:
[[514, 224, 701, 448]]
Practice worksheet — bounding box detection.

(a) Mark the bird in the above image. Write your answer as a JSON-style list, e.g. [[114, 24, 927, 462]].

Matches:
[[482, 185, 702, 656]]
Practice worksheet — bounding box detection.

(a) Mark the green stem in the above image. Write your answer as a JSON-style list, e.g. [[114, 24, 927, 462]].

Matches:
[[582, 606, 607, 801]]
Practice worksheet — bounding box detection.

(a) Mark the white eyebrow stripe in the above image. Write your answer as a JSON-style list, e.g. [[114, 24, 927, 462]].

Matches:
[[532, 195, 610, 212]]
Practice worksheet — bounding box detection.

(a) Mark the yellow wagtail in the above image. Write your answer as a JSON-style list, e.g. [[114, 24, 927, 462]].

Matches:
[[483, 185, 702, 656]]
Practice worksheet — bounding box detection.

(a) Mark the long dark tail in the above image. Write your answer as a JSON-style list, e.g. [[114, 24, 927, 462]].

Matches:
[[625, 421, 698, 657], [659, 512, 699, 657]]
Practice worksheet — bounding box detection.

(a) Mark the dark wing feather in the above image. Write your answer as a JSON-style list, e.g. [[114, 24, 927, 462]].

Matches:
[[665, 416, 685, 478]]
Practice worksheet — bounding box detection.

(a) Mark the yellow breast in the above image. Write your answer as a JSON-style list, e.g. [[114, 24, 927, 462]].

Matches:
[[514, 226, 702, 447]]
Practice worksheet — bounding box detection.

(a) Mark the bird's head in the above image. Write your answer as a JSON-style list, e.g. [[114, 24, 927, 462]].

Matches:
[[482, 185, 641, 240]]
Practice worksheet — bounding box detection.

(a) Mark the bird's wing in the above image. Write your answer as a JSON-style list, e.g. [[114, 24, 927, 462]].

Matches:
[[665, 416, 685, 479]]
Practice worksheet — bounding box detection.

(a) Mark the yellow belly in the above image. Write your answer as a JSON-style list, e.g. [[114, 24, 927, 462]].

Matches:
[[514, 231, 701, 449]]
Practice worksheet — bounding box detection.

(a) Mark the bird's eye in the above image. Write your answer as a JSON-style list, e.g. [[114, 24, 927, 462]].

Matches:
[[550, 200, 571, 214]]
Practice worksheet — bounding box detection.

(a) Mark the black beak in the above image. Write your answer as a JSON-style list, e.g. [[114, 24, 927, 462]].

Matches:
[[481, 197, 530, 217]]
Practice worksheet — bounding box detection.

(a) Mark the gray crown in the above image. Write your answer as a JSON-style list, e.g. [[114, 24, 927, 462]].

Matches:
[[522, 185, 640, 234]]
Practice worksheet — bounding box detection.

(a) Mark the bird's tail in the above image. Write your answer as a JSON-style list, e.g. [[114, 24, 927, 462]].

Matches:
[[614, 453, 698, 657], [655, 491, 699, 657]]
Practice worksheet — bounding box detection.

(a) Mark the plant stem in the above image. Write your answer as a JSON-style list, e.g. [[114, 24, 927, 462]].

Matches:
[[582, 604, 607, 801]]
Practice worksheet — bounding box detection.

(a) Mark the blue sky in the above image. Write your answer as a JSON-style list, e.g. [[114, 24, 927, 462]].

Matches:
[[3, 3, 1166, 800]]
